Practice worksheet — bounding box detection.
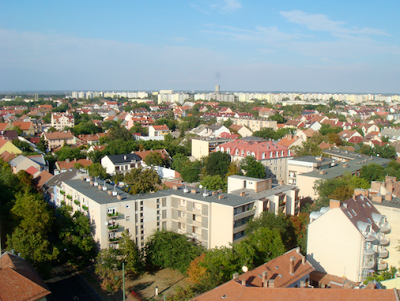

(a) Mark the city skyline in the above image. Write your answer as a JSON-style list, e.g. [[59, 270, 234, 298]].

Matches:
[[1, 0, 400, 93]]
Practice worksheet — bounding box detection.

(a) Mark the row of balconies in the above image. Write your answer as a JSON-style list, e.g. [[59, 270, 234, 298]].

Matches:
[[363, 258, 388, 271]]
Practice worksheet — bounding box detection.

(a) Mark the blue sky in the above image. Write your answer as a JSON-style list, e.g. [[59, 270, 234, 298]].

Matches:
[[1, 0, 399, 93]]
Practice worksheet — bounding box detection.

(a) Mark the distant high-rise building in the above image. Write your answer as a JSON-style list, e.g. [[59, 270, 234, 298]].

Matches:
[[215, 85, 220, 94]]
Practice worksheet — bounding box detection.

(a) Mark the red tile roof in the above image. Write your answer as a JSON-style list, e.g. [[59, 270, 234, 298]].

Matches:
[[33, 170, 53, 188], [25, 166, 39, 176], [134, 149, 169, 161], [0, 252, 51, 301], [151, 125, 169, 131], [43, 131, 74, 140], [12, 121, 33, 131], [215, 139, 291, 160], [0, 151, 16, 162], [56, 158, 92, 170]]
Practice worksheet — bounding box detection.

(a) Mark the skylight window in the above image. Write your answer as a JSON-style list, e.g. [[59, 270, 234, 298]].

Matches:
[[275, 266, 279, 269], [351, 209, 357, 216], [346, 211, 352, 218]]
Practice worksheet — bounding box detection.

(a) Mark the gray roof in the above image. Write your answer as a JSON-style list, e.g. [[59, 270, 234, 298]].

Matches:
[[9, 155, 27, 167], [230, 184, 297, 200], [289, 156, 332, 165], [299, 156, 390, 180], [63, 179, 256, 207], [106, 153, 142, 164], [322, 149, 366, 160], [45, 168, 82, 188], [27, 155, 46, 166], [228, 175, 266, 183]]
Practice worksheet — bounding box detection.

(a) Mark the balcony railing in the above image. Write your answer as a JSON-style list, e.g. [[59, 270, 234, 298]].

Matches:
[[109, 237, 119, 243], [378, 261, 388, 271], [378, 248, 389, 258], [379, 236, 390, 246], [364, 247, 376, 256], [108, 224, 119, 231], [108, 212, 119, 218], [380, 223, 391, 233], [365, 234, 376, 242], [363, 260, 375, 269]]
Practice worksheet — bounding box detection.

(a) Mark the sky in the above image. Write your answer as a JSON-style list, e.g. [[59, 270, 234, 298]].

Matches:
[[1, 0, 400, 93]]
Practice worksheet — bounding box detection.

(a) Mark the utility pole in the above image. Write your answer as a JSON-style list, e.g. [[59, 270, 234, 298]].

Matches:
[[123, 262, 125, 301]]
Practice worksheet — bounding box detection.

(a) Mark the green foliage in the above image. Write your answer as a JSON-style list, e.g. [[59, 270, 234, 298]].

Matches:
[[145, 230, 204, 274], [6, 192, 59, 275], [144, 151, 170, 167], [118, 230, 144, 275], [240, 156, 266, 178], [55, 206, 96, 267], [200, 175, 227, 191], [171, 153, 190, 173], [319, 124, 342, 136], [180, 160, 202, 183], [204, 151, 230, 177], [222, 118, 233, 128], [291, 141, 322, 157], [37, 136, 49, 152], [55, 146, 85, 161], [155, 118, 177, 131], [364, 266, 398, 284], [72, 122, 103, 135], [12, 139, 33, 152], [359, 163, 386, 183], [87, 163, 109, 179], [124, 166, 161, 194], [246, 212, 295, 250], [107, 125, 134, 141], [268, 113, 285, 124], [252, 127, 289, 140]]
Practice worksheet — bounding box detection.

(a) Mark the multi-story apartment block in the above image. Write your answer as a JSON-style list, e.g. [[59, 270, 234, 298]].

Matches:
[[307, 196, 391, 282], [60, 175, 299, 250], [215, 139, 292, 183], [191, 137, 232, 159], [51, 113, 74, 130], [148, 125, 171, 136], [231, 118, 277, 132], [42, 131, 75, 150]]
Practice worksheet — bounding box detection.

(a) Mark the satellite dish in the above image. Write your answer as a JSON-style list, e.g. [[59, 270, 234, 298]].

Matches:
[[242, 266, 248, 273], [199, 185, 203, 189]]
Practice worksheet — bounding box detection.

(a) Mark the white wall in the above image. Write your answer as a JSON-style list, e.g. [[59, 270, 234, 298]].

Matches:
[[307, 209, 363, 282]]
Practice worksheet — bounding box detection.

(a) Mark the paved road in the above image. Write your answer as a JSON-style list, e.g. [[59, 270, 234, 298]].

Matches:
[[47, 274, 106, 301]]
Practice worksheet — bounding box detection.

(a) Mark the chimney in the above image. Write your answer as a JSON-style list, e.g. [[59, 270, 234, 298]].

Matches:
[[218, 194, 224, 200], [289, 256, 296, 275], [267, 279, 275, 288], [117, 195, 122, 200], [172, 185, 178, 190], [212, 191, 218, 196], [261, 271, 268, 287], [241, 279, 246, 286], [240, 191, 246, 197], [329, 199, 340, 209], [191, 189, 197, 194], [74, 158, 77, 162], [66, 158, 70, 163], [232, 273, 239, 280]]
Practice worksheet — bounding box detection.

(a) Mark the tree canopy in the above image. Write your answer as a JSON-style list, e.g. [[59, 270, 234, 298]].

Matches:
[[240, 156, 266, 178], [204, 151, 230, 177]]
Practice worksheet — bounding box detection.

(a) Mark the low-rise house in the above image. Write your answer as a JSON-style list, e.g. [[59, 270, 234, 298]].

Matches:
[[295, 128, 315, 140], [0, 137, 22, 156], [42, 131, 75, 150], [230, 124, 252, 137], [338, 130, 362, 142], [191, 137, 233, 159], [148, 124, 171, 136], [9, 155, 43, 174], [101, 153, 142, 176], [11, 121, 35, 136], [308, 196, 391, 282], [276, 134, 304, 151], [55, 158, 92, 172]]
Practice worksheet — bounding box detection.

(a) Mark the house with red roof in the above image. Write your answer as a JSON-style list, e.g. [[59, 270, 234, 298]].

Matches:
[[148, 124, 171, 136], [215, 139, 292, 183], [276, 135, 304, 149]]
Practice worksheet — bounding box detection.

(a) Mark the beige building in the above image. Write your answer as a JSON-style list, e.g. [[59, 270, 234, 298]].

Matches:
[[287, 156, 332, 186], [307, 196, 391, 283], [42, 131, 75, 150], [231, 118, 277, 132], [51, 113, 74, 130], [191, 137, 232, 159], [60, 174, 299, 250]]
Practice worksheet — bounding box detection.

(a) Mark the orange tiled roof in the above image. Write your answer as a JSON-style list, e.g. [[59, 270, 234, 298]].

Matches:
[[56, 158, 92, 170], [151, 125, 169, 131], [12, 121, 33, 130], [0, 151, 16, 162], [33, 170, 53, 188]]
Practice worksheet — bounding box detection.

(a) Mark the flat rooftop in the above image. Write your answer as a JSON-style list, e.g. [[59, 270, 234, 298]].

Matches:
[[323, 149, 367, 160], [298, 156, 390, 180], [63, 179, 256, 207], [289, 156, 333, 165], [230, 184, 297, 200]]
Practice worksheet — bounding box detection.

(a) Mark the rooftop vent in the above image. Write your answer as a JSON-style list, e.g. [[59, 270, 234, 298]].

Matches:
[[218, 194, 224, 200], [183, 184, 189, 193]]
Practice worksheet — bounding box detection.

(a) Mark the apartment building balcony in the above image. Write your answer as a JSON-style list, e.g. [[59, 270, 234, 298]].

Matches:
[[378, 261, 388, 271], [380, 223, 391, 233], [364, 247, 376, 256], [108, 212, 119, 218], [378, 236, 390, 246], [378, 248, 389, 258], [365, 234, 377, 242], [233, 224, 247, 233], [109, 237, 119, 243], [363, 260, 375, 269], [233, 209, 256, 221], [108, 224, 119, 232]]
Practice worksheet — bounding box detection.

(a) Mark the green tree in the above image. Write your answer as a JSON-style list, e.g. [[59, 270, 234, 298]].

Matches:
[[144, 151, 169, 167], [37, 135, 49, 152], [55, 206, 96, 267], [95, 247, 123, 293], [180, 161, 201, 183], [145, 230, 204, 274], [240, 156, 266, 178], [124, 166, 161, 194], [118, 230, 144, 276], [268, 113, 285, 124], [223, 118, 233, 128], [6, 192, 59, 275], [171, 153, 190, 173], [359, 163, 386, 183], [55, 146, 85, 161], [86, 163, 109, 179], [319, 124, 342, 136], [200, 175, 227, 191], [291, 141, 322, 157], [108, 125, 133, 141], [204, 151, 230, 177]]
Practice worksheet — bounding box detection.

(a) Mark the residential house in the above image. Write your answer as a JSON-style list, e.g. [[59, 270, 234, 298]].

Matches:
[[230, 124, 252, 137], [55, 158, 92, 172], [191, 137, 233, 159], [9, 155, 43, 174], [295, 128, 315, 141], [191, 124, 230, 138], [148, 124, 171, 136], [32, 170, 53, 191], [307, 196, 391, 282], [0, 252, 51, 301], [133, 149, 171, 164], [101, 153, 142, 176], [276, 134, 304, 151], [11, 121, 35, 136], [338, 130, 362, 142], [42, 131, 75, 150], [362, 124, 380, 136], [231, 118, 277, 132], [0, 137, 22, 155]]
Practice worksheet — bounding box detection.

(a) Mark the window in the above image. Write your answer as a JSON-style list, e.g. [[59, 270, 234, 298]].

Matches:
[[193, 202, 201, 211], [262, 152, 265, 159], [247, 151, 251, 156], [162, 221, 167, 229], [140, 207, 143, 211], [140, 224, 144, 229], [276, 151, 279, 157], [141, 230, 144, 235], [241, 150, 245, 156], [227, 148, 230, 155], [140, 218, 143, 223], [135, 226, 138, 235], [157, 222, 160, 226], [180, 199, 186, 206], [140, 212, 143, 217], [162, 210, 167, 219], [141, 236, 144, 240], [162, 198, 167, 207], [281, 150, 284, 156], [178, 222, 186, 229], [140, 201, 143, 206], [126, 216, 130, 221], [126, 205, 130, 209], [135, 202, 138, 211], [157, 204, 160, 209], [178, 211, 186, 218], [157, 198, 160, 204]]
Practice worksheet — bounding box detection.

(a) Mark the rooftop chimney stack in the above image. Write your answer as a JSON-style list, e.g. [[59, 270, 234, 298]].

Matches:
[[289, 256, 296, 275], [241, 279, 246, 286], [261, 271, 268, 287], [232, 273, 239, 280]]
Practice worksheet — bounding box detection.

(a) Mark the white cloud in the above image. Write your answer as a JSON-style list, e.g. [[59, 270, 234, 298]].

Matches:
[[221, 0, 241, 13], [280, 10, 389, 37]]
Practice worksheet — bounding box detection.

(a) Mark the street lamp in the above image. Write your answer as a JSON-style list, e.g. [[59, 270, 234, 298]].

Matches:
[[155, 285, 159, 296]]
